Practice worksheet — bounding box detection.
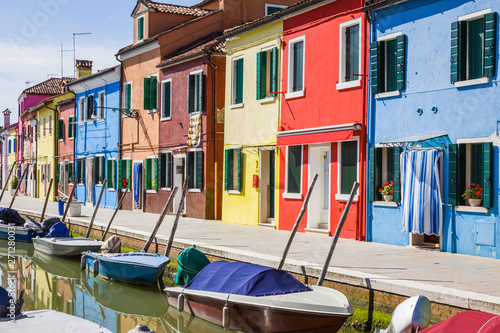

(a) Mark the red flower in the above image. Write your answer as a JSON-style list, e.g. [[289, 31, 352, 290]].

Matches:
[[379, 189, 382, 192], [471, 183, 475, 187], [384, 182, 389, 186], [390, 190, 394, 194], [476, 191, 481, 196]]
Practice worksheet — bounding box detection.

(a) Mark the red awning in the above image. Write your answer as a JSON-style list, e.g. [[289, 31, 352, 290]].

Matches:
[[277, 129, 353, 146]]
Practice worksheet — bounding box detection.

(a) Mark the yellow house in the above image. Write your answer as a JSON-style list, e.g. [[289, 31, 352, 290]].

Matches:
[[36, 92, 73, 201], [222, 21, 283, 227]]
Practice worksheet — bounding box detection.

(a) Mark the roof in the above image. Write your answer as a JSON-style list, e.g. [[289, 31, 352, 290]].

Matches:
[[55, 97, 75, 107], [137, 0, 213, 17], [22, 77, 76, 96], [362, 0, 411, 12], [66, 65, 119, 86], [192, 0, 216, 7], [157, 32, 225, 68]]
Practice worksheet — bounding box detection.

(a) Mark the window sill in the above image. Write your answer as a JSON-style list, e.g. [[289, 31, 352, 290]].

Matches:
[[375, 90, 400, 99], [335, 194, 359, 201], [160, 187, 172, 191], [69, 137, 74, 140], [230, 103, 244, 109], [58, 139, 63, 142], [454, 77, 490, 88], [121, 188, 130, 192], [189, 189, 202, 193], [147, 109, 158, 114], [336, 80, 361, 90], [284, 90, 305, 99], [282, 193, 302, 200], [228, 190, 241, 195], [259, 96, 276, 104], [96, 184, 104, 187], [373, 201, 398, 207], [454, 206, 489, 213], [146, 190, 157, 194], [160, 117, 172, 122], [108, 188, 116, 192]]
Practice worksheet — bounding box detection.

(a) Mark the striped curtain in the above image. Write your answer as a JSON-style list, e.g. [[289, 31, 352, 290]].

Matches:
[[400, 149, 443, 235]]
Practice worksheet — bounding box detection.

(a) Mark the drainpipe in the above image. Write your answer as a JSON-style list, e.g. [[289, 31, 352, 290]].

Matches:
[[115, 54, 125, 207]]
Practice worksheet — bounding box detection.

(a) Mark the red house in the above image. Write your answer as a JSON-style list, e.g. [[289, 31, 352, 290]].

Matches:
[[278, 0, 367, 240]]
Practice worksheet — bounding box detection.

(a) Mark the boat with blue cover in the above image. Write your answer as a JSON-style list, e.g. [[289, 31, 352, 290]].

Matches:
[[0, 208, 42, 242], [165, 261, 353, 333], [82, 251, 170, 286]]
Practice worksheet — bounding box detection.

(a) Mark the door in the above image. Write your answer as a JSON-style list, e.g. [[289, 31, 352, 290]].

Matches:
[[173, 155, 185, 214], [133, 162, 143, 210], [321, 150, 330, 223], [307, 145, 330, 230], [268, 151, 275, 220], [85, 157, 94, 203]]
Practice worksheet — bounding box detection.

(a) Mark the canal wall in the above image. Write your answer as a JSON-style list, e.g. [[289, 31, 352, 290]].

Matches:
[[21, 208, 500, 327]]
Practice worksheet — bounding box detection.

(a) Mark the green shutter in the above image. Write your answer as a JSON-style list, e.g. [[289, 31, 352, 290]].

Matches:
[[144, 158, 151, 190], [237, 148, 242, 192], [166, 153, 172, 188], [112, 160, 116, 189], [126, 84, 132, 110], [196, 151, 203, 189], [392, 147, 401, 202], [118, 160, 124, 189], [224, 149, 229, 191], [138, 17, 144, 40], [197, 73, 203, 111], [128, 160, 132, 189], [150, 77, 157, 110], [87, 95, 94, 119], [187, 75, 194, 113], [482, 142, 492, 208], [158, 153, 165, 188], [106, 160, 111, 188], [396, 35, 406, 91], [144, 77, 151, 110], [186, 152, 193, 188], [484, 13, 497, 78], [369, 148, 376, 202], [271, 47, 278, 97], [235, 59, 244, 104], [256, 51, 266, 99], [370, 41, 380, 94], [448, 144, 459, 205], [93, 157, 98, 183], [153, 158, 158, 190], [68, 116, 72, 138]]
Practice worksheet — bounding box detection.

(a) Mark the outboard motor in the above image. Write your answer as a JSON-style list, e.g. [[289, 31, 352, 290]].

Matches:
[[41, 217, 61, 236], [128, 324, 156, 333], [375, 295, 431, 333], [101, 235, 121, 253], [0, 287, 24, 318]]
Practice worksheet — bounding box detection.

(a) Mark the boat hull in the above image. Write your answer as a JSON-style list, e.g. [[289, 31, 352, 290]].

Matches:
[[0, 224, 42, 242], [83, 252, 169, 286], [166, 288, 350, 333], [32, 237, 103, 257]]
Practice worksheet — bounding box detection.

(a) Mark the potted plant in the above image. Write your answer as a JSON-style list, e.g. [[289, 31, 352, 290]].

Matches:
[[462, 183, 482, 207], [10, 175, 19, 195], [379, 181, 394, 202]]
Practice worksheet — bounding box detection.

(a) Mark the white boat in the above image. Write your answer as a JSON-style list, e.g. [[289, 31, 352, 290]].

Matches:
[[32, 237, 103, 257], [0, 309, 111, 333]]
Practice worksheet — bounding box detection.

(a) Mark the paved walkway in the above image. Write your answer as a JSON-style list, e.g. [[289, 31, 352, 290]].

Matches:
[[3, 192, 500, 313]]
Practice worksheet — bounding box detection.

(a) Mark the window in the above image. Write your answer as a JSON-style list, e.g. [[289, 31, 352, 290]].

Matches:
[[256, 47, 278, 100], [144, 75, 157, 112], [68, 116, 75, 139], [123, 82, 132, 116], [338, 140, 358, 196], [43, 116, 46, 137], [144, 157, 158, 191], [138, 16, 145, 41], [8, 140, 11, 154], [86, 95, 95, 120], [232, 57, 244, 106], [187, 71, 203, 113], [161, 79, 172, 119], [97, 91, 105, 119], [265, 4, 286, 15], [58, 119, 64, 140], [79, 97, 85, 122], [159, 152, 173, 188], [369, 147, 401, 202], [106, 159, 116, 189], [370, 33, 406, 96], [68, 161, 74, 184], [449, 142, 492, 208], [76, 159, 85, 184], [225, 148, 241, 192], [48, 114, 52, 135], [451, 11, 497, 86], [94, 156, 105, 185], [187, 150, 203, 190], [13, 138, 16, 153], [285, 145, 302, 196], [286, 36, 305, 98], [118, 159, 132, 189], [338, 18, 361, 89]]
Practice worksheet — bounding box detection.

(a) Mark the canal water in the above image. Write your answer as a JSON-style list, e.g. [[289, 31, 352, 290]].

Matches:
[[0, 240, 362, 333]]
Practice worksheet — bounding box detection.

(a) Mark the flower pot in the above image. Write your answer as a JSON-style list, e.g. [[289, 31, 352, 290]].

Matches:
[[383, 195, 393, 202], [469, 198, 481, 207], [9, 189, 16, 196], [68, 202, 82, 217]]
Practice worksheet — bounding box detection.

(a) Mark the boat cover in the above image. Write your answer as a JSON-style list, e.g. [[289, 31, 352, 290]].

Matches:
[[421, 310, 500, 333], [45, 221, 69, 238], [186, 261, 312, 297], [176, 247, 211, 285], [41, 217, 60, 235], [0, 208, 25, 226]]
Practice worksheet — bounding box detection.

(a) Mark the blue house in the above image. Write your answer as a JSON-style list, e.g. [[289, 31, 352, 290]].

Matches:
[[67, 64, 121, 208], [364, 0, 499, 258]]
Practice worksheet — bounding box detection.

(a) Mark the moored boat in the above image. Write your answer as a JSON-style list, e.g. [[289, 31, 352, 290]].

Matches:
[[82, 251, 170, 286], [0, 208, 42, 242], [165, 261, 353, 333], [419, 310, 500, 333], [32, 237, 103, 257]]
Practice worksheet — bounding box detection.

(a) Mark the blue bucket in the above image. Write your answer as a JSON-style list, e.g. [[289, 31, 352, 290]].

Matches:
[[58, 200, 65, 215]]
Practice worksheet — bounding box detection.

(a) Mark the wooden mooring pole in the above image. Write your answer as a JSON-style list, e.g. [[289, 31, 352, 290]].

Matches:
[[9, 167, 28, 208], [39, 178, 54, 223], [85, 179, 107, 238], [164, 177, 189, 257], [0, 162, 16, 203], [101, 188, 129, 241]]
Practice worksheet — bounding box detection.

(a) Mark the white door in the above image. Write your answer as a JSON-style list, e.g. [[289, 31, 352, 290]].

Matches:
[[173, 155, 186, 213], [321, 150, 330, 223], [308, 145, 330, 230]]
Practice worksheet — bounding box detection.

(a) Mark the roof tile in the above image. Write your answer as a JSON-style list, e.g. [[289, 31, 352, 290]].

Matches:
[[140, 0, 212, 16], [22, 77, 76, 96]]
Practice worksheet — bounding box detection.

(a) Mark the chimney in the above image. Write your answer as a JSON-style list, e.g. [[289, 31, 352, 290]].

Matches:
[[3, 109, 11, 127], [75, 60, 93, 78]]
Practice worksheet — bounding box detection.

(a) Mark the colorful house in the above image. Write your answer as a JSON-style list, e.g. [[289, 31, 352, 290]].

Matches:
[[117, 0, 296, 214], [220, 17, 285, 227], [277, 0, 368, 239], [364, 0, 500, 258], [0, 109, 13, 189], [55, 97, 76, 198], [67, 63, 121, 208], [156, 34, 225, 219]]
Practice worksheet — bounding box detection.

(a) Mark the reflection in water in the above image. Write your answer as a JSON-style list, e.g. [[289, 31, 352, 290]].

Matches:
[[0, 242, 230, 333]]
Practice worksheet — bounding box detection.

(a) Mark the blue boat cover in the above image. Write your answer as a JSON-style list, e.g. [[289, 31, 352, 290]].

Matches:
[[0, 208, 25, 226], [186, 261, 312, 297], [45, 221, 69, 238]]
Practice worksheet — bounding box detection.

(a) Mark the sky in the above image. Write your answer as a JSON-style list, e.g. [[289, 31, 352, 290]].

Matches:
[[0, 0, 199, 126]]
